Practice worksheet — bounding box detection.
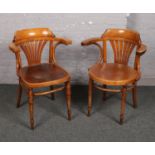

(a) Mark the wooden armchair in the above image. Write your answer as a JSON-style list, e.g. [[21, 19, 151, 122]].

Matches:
[[9, 28, 72, 129], [81, 28, 147, 124]]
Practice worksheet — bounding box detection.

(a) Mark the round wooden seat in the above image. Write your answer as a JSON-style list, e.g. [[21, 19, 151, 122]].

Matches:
[[19, 63, 70, 88], [89, 63, 140, 86]]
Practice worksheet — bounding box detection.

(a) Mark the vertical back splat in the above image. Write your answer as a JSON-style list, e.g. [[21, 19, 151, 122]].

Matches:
[[20, 40, 47, 65], [110, 39, 136, 65], [102, 28, 140, 65]]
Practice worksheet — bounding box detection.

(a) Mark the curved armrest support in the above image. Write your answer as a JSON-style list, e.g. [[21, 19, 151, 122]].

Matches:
[[9, 43, 20, 53], [9, 43, 21, 75], [136, 44, 147, 55], [81, 37, 104, 63], [49, 37, 72, 64], [134, 44, 147, 75], [54, 37, 72, 48], [81, 37, 102, 46]]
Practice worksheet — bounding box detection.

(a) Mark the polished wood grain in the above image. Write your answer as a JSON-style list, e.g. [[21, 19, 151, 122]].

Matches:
[[89, 63, 139, 85], [81, 28, 147, 124], [9, 28, 72, 129], [19, 63, 70, 88]]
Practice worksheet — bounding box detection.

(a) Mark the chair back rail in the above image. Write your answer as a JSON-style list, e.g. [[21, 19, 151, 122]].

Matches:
[[13, 28, 55, 66], [101, 28, 141, 65]]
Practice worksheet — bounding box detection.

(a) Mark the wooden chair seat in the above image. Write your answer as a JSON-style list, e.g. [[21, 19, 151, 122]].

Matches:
[[19, 63, 70, 88], [89, 63, 140, 86]]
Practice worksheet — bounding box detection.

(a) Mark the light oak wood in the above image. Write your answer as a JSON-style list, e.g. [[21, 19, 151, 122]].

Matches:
[[88, 78, 93, 116], [120, 86, 127, 125], [16, 79, 22, 108], [81, 28, 147, 124], [65, 81, 71, 120], [9, 28, 72, 129]]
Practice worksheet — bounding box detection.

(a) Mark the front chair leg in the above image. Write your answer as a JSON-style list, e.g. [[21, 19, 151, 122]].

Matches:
[[102, 84, 107, 101], [16, 83, 22, 108], [132, 82, 137, 108], [50, 86, 55, 100], [88, 78, 93, 116], [65, 81, 71, 120], [28, 88, 34, 129], [120, 86, 127, 125]]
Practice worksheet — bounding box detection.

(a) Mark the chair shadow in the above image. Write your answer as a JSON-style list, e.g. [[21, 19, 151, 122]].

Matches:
[[70, 85, 88, 115], [0, 84, 138, 129], [93, 91, 136, 124], [12, 87, 81, 128]]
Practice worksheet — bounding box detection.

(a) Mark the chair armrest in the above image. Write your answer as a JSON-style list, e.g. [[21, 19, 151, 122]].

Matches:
[[136, 44, 147, 55], [81, 37, 104, 63], [81, 37, 102, 46], [9, 43, 21, 75], [54, 37, 72, 46], [9, 43, 20, 53], [49, 37, 72, 64], [134, 43, 147, 75]]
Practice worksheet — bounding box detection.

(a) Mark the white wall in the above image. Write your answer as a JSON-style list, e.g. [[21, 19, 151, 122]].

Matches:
[[127, 13, 155, 85], [0, 13, 127, 84], [1, 13, 155, 85]]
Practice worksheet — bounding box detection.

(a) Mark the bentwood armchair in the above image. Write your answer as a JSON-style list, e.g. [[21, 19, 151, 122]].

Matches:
[[81, 28, 147, 124], [9, 28, 72, 129]]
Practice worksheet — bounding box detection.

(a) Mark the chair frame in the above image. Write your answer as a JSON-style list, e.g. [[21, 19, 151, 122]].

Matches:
[[9, 28, 72, 129], [81, 28, 147, 124]]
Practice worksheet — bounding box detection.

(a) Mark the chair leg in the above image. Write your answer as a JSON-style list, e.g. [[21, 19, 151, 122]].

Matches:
[[50, 86, 55, 100], [28, 88, 34, 129], [88, 78, 93, 116], [102, 84, 107, 101], [120, 86, 127, 125], [65, 81, 71, 120], [16, 83, 22, 108], [132, 83, 137, 108]]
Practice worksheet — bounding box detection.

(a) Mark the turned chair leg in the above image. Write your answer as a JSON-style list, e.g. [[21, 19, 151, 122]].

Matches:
[[16, 83, 22, 108], [28, 89, 34, 129], [102, 84, 107, 101], [120, 86, 127, 125], [88, 78, 93, 116], [50, 86, 55, 100], [132, 83, 137, 108], [65, 81, 71, 120]]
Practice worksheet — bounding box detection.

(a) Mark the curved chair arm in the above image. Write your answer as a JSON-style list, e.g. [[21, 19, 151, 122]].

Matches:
[[136, 44, 147, 55], [81, 37, 102, 46], [134, 43, 147, 75], [54, 37, 72, 49], [9, 43, 20, 53], [49, 37, 72, 64], [81, 37, 104, 63], [9, 43, 21, 75]]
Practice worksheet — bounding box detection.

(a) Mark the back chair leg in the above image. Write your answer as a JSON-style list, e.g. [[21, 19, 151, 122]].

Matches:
[[28, 88, 34, 129], [50, 86, 55, 100], [16, 82, 22, 108], [132, 82, 137, 108], [102, 84, 107, 101], [120, 86, 127, 125], [88, 78, 93, 116], [65, 81, 71, 120]]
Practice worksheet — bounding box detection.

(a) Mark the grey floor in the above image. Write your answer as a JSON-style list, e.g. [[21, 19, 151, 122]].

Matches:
[[0, 84, 155, 142]]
